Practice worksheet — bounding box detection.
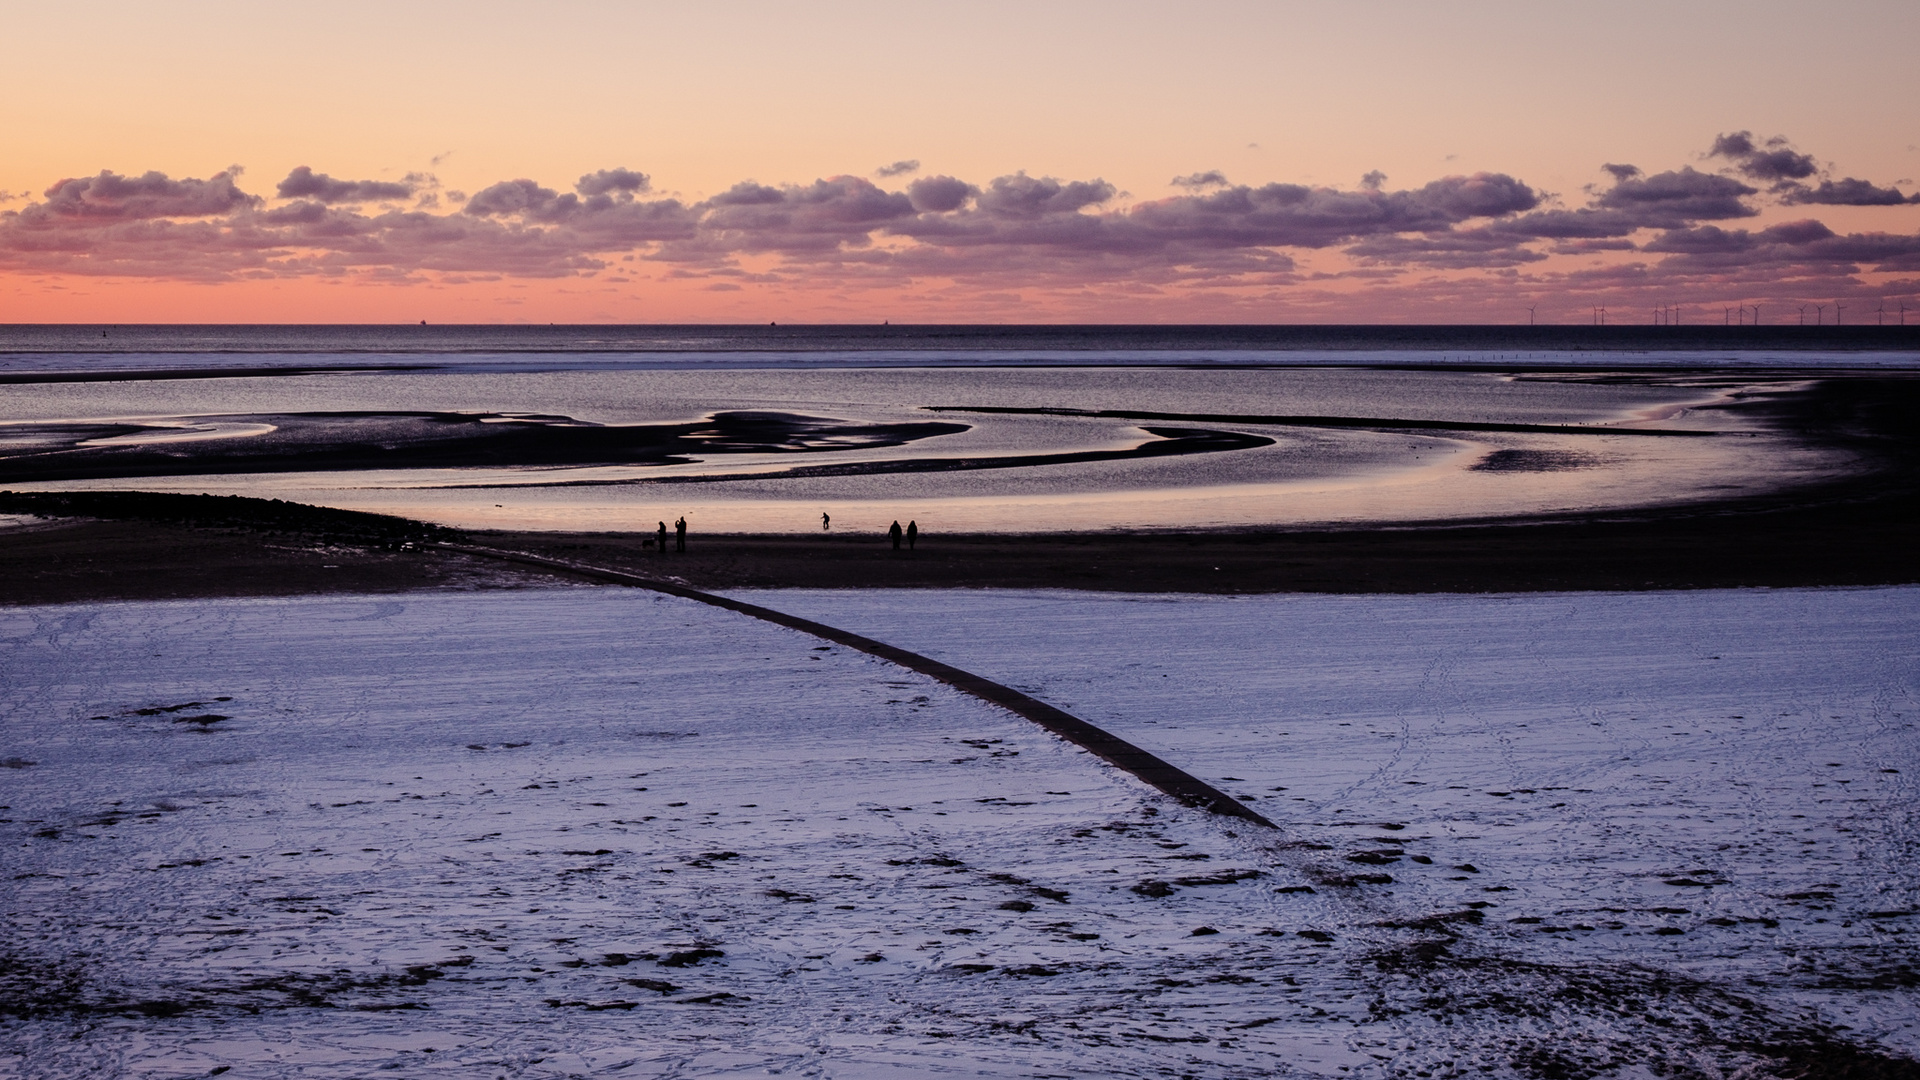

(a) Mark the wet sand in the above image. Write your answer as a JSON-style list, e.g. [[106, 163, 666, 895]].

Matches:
[[2, 371, 1912, 604], [493, 494, 1920, 594], [0, 516, 576, 604], [2, 480, 1914, 606]]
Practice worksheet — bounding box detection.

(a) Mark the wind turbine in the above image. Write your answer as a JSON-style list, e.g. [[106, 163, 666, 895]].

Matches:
[[1834, 303, 1845, 326], [1816, 304, 1827, 324], [1798, 306, 1806, 325], [1528, 306, 1536, 326], [1753, 305, 1761, 325], [1878, 302, 1887, 326]]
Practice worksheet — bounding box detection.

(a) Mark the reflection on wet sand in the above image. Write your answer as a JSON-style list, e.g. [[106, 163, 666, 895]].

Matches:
[[0, 410, 970, 483], [0, 365, 1880, 534]]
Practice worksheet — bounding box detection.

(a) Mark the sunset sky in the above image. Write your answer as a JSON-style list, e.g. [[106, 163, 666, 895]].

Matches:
[[4, 0, 1918, 324]]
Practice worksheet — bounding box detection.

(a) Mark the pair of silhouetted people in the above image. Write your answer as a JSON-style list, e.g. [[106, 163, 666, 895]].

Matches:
[[653, 517, 686, 553], [888, 519, 919, 550]]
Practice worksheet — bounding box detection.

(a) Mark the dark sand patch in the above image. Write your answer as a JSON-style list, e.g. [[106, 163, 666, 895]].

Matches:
[[0, 410, 968, 485], [485, 500, 1915, 593], [2, 486, 1916, 605], [1469, 448, 1602, 472], [0, 514, 567, 605]]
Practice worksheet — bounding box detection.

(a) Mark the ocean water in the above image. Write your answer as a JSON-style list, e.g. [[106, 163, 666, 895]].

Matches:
[[2, 327, 1912, 533], [3, 322, 1918, 365]]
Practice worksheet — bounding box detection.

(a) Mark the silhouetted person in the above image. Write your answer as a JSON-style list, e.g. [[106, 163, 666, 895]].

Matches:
[[675, 516, 687, 552], [906, 520, 917, 550], [822, 511, 831, 531], [888, 520, 902, 550], [657, 520, 668, 553]]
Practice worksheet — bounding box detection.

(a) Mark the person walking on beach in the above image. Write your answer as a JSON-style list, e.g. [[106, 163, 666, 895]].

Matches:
[[675, 516, 687, 552], [888, 520, 902, 550], [657, 520, 668, 553], [906, 520, 917, 550], [821, 511, 830, 531]]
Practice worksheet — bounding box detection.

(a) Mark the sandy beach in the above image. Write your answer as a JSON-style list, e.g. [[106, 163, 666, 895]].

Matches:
[[4, 585, 1915, 1077], [8, 0, 1920, 1069], [4, 357, 1915, 1077], [2, 476, 1915, 607]]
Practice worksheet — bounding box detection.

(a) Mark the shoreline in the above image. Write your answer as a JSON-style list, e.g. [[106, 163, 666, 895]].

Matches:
[[2, 480, 1913, 605], [5, 322, 1919, 356], [3, 371, 1912, 605]]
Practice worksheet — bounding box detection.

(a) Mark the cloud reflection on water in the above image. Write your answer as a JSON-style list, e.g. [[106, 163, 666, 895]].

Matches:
[[0, 364, 1850, 534]]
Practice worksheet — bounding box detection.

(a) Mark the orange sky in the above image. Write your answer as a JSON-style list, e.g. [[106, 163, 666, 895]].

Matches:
[[4, 0, 1918, 323]]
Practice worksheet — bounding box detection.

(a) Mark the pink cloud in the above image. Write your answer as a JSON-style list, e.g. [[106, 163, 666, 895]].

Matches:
[[37, 168, 257, 220], [2, 136, 1916, 314], [275, 166, 416, 204]]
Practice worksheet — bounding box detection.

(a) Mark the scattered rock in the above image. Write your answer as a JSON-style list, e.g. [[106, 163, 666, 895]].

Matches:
[[1173, 870, 1263, 887], [674, 992, 746, 1005], [1383, 910, 1485, 932], [657, 947, 723, 968], [1318, 872, 1393, 887], [888, 854, 963, 867]]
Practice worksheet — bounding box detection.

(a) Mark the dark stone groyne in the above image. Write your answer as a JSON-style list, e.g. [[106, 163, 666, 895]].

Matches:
[[442, 542, 1277, 829]]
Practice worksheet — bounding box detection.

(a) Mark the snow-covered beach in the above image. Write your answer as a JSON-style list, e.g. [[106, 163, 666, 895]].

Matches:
[[3, 586, 1914, 1077]]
